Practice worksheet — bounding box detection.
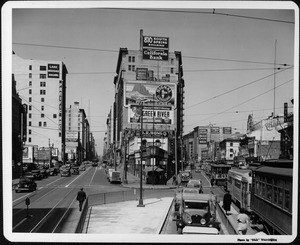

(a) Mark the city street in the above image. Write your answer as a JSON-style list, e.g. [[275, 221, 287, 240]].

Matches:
[[12, 164, 126, 233]]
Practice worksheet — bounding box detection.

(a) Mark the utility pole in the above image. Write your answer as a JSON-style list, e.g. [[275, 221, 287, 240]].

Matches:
[[152, 94, 155, 185], [137, 101, 145, 207]]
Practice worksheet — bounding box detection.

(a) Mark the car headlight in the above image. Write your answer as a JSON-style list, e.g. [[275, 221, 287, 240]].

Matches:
[[200, 218, 206, 225]]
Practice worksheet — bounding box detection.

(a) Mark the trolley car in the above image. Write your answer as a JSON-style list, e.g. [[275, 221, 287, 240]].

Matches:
[[227, 168, 252, 212], [251, 159, 293, 235], [210, 163, 231, 187]]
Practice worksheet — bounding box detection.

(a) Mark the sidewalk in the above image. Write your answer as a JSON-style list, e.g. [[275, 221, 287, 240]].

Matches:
[[219, 201, 257, 235]]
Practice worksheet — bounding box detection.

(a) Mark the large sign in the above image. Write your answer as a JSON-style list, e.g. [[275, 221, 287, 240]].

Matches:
[[128, 106, 174, 124], [198, 127, 207, 144], [142, 36, 169, 61], [66, 131, 78, 142], [48, 63, 60, 78], [211, 127, 220, 134], [223, 127, 232, 134], [124, 81, 176, 107]]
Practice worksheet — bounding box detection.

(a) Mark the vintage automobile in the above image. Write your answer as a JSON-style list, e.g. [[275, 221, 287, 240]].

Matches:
[[179, 171, 192, 184], [49, 167, 59, 176], [175, 193, 220, 234], [79, 165, 86, 171], [71, 166, 80, 175], [109, 170, 122, 184], [61, 168, 71, 177], [186, 179, 203, 193], [15, 176, 37, 193], [31, 169, 43, 180]]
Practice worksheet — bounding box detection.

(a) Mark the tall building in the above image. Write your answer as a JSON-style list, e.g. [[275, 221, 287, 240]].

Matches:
[[107, 30, 185, 182], [65, 102, 90, 163], [12, 52, 68, 162]]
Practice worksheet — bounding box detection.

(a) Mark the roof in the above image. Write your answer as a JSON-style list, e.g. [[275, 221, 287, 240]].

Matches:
[[254, 166, 293, 178]]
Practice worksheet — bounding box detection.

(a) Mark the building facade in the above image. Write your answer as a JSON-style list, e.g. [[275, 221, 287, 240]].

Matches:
[[13, 52, 68, 162], [105, 31, 185, 182]]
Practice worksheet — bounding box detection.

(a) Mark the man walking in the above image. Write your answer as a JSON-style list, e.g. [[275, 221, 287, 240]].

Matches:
[[76, 187, 86, 211], [223, 190, 232, 215]]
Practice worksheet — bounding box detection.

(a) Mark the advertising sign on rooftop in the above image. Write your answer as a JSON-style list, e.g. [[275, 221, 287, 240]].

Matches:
[[142, 36, 169, 61]]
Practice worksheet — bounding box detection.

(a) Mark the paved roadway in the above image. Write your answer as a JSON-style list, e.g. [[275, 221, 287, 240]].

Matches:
[[12, 163, 127, 233]]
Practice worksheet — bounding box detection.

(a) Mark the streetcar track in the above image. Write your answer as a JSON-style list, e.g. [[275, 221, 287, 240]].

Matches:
[[30, 187, 75, 233]]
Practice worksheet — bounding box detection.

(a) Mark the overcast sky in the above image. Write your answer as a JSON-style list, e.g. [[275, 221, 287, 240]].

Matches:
[[6, 1, 297, 155]]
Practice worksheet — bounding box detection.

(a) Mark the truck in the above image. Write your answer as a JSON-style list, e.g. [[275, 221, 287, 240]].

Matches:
[[174, 190, 220, 234]]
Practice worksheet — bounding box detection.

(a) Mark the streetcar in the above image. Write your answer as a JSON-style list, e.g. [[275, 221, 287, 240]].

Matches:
[[210, 163, 231, 187], [227, 168, 252, 212], [251, 159, 293, 235]]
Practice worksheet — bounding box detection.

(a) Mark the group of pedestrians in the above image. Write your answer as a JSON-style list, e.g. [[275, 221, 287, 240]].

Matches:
[[223, 190, 251, 235]]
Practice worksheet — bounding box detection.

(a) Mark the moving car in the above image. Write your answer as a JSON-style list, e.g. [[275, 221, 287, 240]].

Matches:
[[15, 176, 37, 193], [79, 165, 86, 171], [186, 179, 203, 193], [109, 171, 122, 184]]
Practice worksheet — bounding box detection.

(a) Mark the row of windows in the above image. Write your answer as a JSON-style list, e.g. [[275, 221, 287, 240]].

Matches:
[[27, 113, 58, 119], [28, 89, 46, 95], [254, 176, 291, 212], [28, 81, 46, 87], [29, 65, 47, 71], [29, 97, 45, 102], [28, 73, 47, 79]]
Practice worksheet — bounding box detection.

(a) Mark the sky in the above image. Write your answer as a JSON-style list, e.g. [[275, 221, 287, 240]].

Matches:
[[6, 1, 298, 155]]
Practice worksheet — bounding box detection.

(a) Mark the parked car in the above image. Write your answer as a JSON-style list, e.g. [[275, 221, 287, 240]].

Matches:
[[61, 168, 71, 177], [49, 167, 58, 176], [79, 165, 86, 171], [15, 176, 37, 193], [71, 166, 80, 175], [31, 169, 43, 180]]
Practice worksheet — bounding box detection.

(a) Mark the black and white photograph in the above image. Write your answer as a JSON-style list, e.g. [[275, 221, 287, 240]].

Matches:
[[2, 1, 298, 243]]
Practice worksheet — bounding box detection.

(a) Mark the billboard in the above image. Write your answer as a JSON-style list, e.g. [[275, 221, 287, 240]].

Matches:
[[223, 127, 232, 134], [66, 131, 78, 142], [124, 81, 176, 107], [142, 36, 169, 61], [128, 106, 174, 124]]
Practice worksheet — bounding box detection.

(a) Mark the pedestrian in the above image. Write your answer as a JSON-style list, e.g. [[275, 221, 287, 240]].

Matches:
[[76, 187, 86, 211], [223, 190, 232, 215], [237, 208, 250, 235]]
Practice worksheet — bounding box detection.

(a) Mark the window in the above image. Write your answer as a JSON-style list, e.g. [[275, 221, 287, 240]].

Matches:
[[41, 114, 44, 118], [266, 184, 272, 201], [29, 105, 32, 111], [28, 137, 31, 142], [230, 148, 234, 152], [40, 90, 46, 95], [29, 73, 32, 78], [29, 81, 32, 86], [43, 122, 47, 127], [29, 65, 32, 70], [29, 113, 32, 119], [29, 89, 32, 95], [230, 153, 233, 158], [41, 106, 44, 111], [39, 122, 42, 127], [40, 65, 46, 71], [28, 121, 31, 126], [28, 129, 31, 135], [53, 114, 57, 118], [128, 65, 132, 71], [284, 190, 290, 210], [29, 97, 32, 102], [128, 56, 135, 62], [171, 68, 174, 74], [40, 81, 46, 87], [41, 98, 45, 102], [230, 142, 233, 146], [40, 74, 46, 79], [234, 179, 241, 189], [132, 65, 135, 71]]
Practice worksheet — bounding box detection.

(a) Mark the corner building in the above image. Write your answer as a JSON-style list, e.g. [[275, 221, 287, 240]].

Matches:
[[111, 32, 184, 183]]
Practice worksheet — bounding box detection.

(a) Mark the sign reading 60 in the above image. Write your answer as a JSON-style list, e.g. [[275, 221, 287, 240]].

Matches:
[[144, 36, 153, 43]]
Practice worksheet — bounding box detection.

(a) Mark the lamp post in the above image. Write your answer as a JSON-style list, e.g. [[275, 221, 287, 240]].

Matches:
[[137, 101, 145, 207]]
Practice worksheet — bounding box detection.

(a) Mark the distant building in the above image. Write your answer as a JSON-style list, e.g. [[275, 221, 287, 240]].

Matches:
[[217, 138, 240, 164], [13, 52, 68, 162]]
